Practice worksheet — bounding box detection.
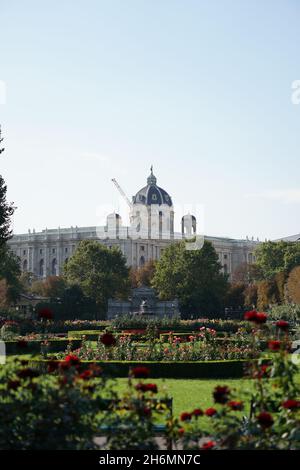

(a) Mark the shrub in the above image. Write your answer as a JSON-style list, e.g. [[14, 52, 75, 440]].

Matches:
[[0, 358, 107, 449]]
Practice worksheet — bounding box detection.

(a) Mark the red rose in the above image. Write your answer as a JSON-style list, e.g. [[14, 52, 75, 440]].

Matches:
[[205, 407, 217, 417], [64, 354, 81, 366], [178, 427, 185, 436], [131, 366, 150, 378], [180, 412, 192, 422], [201, 440, 216, 450], [228, 400, 244, 411], [244, 310, 267, 324], [37, 307, 53, 320], [100, 333, 116, 347], [257, 411, 274, 428], [255, 312, 267, 324], [17, 368, 39, 379], [268, 340, 281, 351], [244, 310, 258, 322], [213, 385, 230, 404], [136, 383, 158, 393], [282, 399, 300, 410], [276, 320, 289, 330], [192, 408, 203, 417]]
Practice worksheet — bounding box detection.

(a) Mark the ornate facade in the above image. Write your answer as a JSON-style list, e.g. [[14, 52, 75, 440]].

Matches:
[[8, 168, 259, 279]]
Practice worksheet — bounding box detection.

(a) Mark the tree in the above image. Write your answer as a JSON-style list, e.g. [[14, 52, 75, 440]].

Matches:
[[224, 283, 245, 309], [152, 241, 229, 318], [0, 126, 21, 306], [257, 279, 280, 311], [0, 245, 21, 304], [64, 240, 130, 318], [286, 266, 300, 304], [130, 260, 157, 288], [255, 241, 300, 279], [244, 284, 258, 308], [0, 127, 15, 248], [41, 275, 66, 300]]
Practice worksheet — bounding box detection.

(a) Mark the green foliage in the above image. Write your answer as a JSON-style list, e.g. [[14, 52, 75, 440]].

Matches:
[[0, 359, 106, 449], [224, 283, 245, 308], [64, 241, 130, 317], [0, 176, 14, 248], [35, 286, 98, 321], [152, 241, 229, 318], [0, 244, 22, 304], [267, 303, 300, 322], [255, 240, 300, 279]]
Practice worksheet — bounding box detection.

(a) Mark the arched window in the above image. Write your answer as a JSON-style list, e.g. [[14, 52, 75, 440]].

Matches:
[[51, 258, 57, 276], [140, 256, 145, 267], [39, 259, 44, 277], [23, 259, 28, 271]]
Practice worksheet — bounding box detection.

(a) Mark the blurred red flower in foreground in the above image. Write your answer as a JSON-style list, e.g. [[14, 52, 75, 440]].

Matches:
[[276, 320, 289, 330], [192, 408, 203, 417], [136, 383, 158, 393], [201, 440, 216, 450], [205, 407, 217, 417], [268, 340, 281, 351], [213, 385, 230, 404], [282, 399, 300, 410], [64, 354, 81, 367], [180, 412, 192, 422], [257, 411, 274, 428], [244, 310, 267, 324], [228, 400, 244, 411], [100, 333, 116, 347]]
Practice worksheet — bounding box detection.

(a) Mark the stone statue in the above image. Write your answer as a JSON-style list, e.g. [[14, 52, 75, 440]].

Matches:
[[139, 299, 149, 315]]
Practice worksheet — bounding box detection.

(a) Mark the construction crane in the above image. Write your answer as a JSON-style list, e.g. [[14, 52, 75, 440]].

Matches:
[[111, 178, 132, 208]]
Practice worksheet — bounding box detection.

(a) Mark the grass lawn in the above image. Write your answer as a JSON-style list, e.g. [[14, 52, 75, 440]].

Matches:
[[112, 377, 253, 417], [113, 372, 300, 418]]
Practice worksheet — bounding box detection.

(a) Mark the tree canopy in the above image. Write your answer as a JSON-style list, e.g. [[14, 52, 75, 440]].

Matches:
[[64, 240, 130, 317], [255, 240, 300, 279], [152, 240, 228, 318]]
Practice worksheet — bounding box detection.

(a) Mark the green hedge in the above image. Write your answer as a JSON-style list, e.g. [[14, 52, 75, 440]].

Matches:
[[4, 338, 82, 355], [29, 359, 254, 379]]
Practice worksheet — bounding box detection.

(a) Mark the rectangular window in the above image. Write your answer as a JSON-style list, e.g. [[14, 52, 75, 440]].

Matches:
[[52, 248, 55, 254], [40, 249, 43, 255]]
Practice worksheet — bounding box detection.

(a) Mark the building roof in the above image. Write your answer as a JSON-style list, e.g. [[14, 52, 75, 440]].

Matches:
[[132, 167, 173, 207], [276, 234, 300, 242]]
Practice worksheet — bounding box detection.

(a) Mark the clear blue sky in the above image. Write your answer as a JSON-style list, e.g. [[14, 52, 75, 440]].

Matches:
[[1, 0, 299, 240]]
